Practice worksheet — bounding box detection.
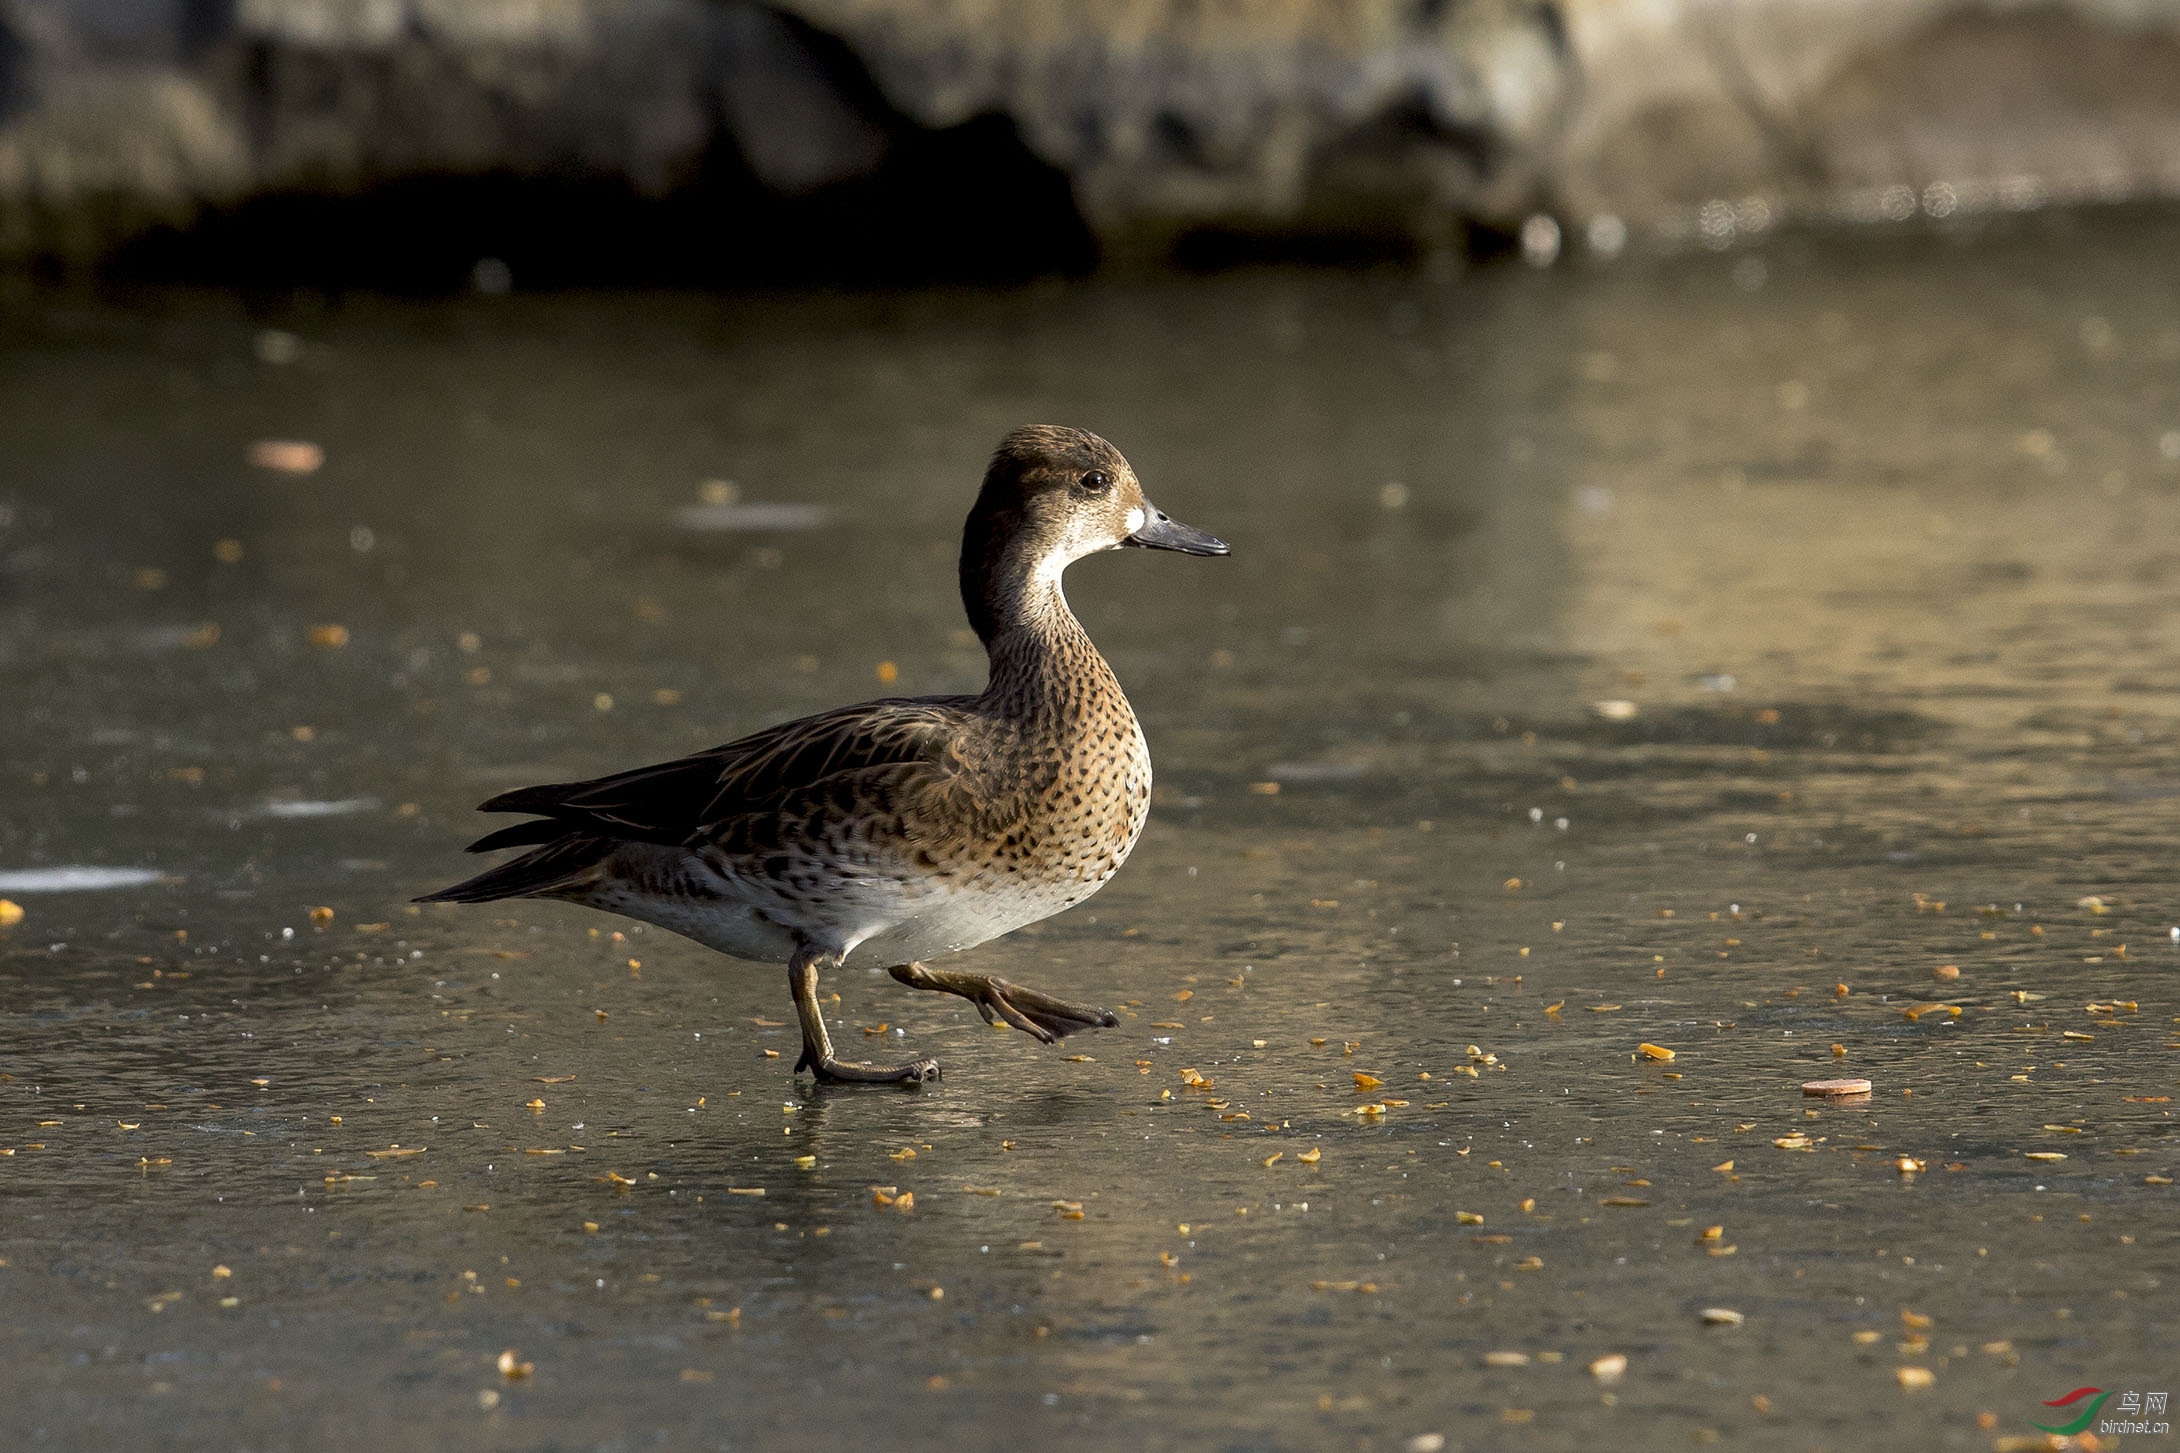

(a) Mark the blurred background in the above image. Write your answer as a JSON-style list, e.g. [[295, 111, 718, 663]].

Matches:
[[4, 0, 2180, 285]]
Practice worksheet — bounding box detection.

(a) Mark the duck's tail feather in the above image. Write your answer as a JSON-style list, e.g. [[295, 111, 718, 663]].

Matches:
[[476, 782, 581, 816], [464, 817, 568, 854], [414, 834, 613, 905]]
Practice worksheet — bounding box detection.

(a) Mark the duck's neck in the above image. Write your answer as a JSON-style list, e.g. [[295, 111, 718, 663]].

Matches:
[[967, 549, 1113, 715]]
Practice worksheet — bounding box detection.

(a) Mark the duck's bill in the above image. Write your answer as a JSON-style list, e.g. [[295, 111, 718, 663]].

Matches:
[[1124, 506, 1230, 556]]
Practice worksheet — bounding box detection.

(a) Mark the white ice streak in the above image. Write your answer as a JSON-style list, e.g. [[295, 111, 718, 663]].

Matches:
[[673, 502, 830, 533], [0, 866, 164, 891], [260, 797, 381, 818]]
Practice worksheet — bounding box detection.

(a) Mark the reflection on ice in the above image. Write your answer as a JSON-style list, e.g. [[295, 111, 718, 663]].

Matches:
[[0, 866, 164, 891], [673, 501, 831, 532], [1264, 761, 1369, 782], [259, 798, 381, 818]]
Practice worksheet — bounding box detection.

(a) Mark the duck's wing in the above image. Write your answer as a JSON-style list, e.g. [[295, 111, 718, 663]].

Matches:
[[461, 696, 981, 852]]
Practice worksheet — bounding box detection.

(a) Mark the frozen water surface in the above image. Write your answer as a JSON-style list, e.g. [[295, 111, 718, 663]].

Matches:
[[2, 214, 2179, 1449]]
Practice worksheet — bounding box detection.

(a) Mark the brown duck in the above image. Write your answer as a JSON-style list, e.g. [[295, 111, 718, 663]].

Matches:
[[419, 425, 1228, 1082]]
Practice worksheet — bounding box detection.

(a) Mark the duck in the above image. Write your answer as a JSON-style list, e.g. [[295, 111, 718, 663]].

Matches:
[[418, 425, 1228, 1083]]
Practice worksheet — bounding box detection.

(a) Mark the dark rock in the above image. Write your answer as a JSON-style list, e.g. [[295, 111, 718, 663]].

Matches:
[[780, 0, 1571, 251], [0, 12, 28, 129], [713, 4, 891, 194]]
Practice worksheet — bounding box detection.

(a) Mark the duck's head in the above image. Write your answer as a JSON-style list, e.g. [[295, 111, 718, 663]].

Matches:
[[962, 425, 1228, 641]]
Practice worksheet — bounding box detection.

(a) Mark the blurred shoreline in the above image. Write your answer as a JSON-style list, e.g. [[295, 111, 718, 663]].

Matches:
[[5, 0, 2180, 286]]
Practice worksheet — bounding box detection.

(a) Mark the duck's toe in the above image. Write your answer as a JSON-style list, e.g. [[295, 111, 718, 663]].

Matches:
[[985, 979, 1119, 1042], [805, 1053, 941, 1085]]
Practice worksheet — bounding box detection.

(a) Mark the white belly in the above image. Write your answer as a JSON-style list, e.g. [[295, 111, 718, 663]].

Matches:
[[845, 874, 1098, 965], [578, 844, 1106, 968], [583, 881, 800, 964]]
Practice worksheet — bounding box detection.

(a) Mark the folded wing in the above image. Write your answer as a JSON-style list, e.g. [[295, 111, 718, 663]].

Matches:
[[417, 697, 983, 906], [468, 696, 977, 851]]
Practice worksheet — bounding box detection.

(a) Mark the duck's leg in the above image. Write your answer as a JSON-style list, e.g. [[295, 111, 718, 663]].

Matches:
[[887, 961, 1119, 1044], [789, 949, 939, 1083]]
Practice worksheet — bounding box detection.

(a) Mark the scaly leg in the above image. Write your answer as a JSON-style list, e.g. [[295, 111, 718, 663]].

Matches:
[[887, 961, 1119, 1045], [789, 948, 938, 1084]]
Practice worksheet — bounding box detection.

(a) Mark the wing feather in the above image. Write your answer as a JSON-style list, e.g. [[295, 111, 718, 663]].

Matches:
[[470, 696, 979, 849]]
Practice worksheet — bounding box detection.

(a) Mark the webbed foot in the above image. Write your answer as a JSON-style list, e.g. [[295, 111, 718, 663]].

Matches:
[[794, 1043, 940, 1084], [789, 950, 939, 1086], [888, 962, 1119, 1045]]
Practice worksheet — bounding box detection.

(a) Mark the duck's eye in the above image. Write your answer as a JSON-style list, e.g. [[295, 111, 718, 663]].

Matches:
[[1080, 469, 1112, 493]]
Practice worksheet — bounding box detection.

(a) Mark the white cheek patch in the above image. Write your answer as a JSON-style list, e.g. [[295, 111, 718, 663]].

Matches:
[[1125, 507, 1145, 534]]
